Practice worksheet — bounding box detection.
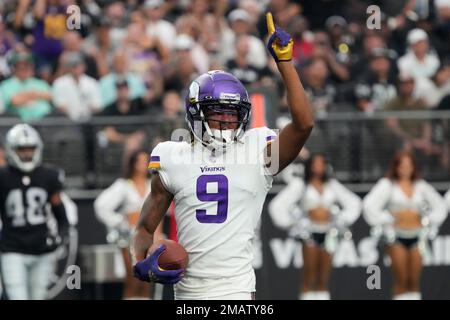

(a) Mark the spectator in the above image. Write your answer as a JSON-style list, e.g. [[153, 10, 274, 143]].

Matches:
[[185, 0, 222, 54], [158, 91, 185, 141], [98, 78, 148, 165], [238, 0, 263, 27], [52, 52, 101, 122], [105, 1, 128, 50], [164, 35, 199, 94], [175, 33, 208, 75], [0, 14, 16, 80], [433, 0, 450, 59], [325, 15, 353, 67], [288, 15, 315, 65], [384, 74, 441, 156], [413, 64, 450, 108], [0, 51, 52, 121], [144, 0, 177, 50], [220, 9, 268, 69], [54, 31, 100, 80], [31, 0, 72, 81], [122, 22, 167, 105], [312, 31, 350, 82], [82, 17, 114, 78], [301, 57, 336, 117], [256, 0, 301, 37], [226, 35, 274, 87], [397, 28, 440, 79], [351, 32, 388, 78], [354, 48, 398, 114], [436, 0, 450, 21], [99, 50, 146, 108], [101, 78, 145, 116], [12, 0, 33, 31]]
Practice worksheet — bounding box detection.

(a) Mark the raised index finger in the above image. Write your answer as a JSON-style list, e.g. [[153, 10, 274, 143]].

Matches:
[[266, 12, 275, 35]]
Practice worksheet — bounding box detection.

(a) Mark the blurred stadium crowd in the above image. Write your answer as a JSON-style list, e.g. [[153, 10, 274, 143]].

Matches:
[[0, 0, 449, 187]]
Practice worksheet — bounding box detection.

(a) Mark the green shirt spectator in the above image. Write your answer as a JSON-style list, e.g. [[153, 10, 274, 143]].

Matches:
[[99, 50, 146, 108], [0, 51, 52, 121], [100, 73, 146, 108]]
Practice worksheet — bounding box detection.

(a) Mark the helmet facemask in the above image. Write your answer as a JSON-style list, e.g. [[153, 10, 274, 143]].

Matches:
[[188, 101, 251, 151], [185, 70, 252, 152]]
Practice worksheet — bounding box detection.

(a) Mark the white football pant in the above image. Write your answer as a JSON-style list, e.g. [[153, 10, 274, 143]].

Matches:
[[0, 252, 55, 300]]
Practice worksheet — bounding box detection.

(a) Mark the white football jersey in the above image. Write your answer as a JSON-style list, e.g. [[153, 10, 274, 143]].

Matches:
[[149, 127, 276, 299]]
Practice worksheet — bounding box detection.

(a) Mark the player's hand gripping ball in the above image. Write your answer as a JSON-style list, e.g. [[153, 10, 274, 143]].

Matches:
[[266, 12, 294, 62], [133, 239, 188, 284]]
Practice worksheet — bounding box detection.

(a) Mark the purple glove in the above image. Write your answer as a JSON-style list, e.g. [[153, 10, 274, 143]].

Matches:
[[133, 244, 185, 284]]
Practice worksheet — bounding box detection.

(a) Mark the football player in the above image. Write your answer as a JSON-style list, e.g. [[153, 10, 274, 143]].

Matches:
[[0, 124, 70, 300], [131, 13, 314, 300]]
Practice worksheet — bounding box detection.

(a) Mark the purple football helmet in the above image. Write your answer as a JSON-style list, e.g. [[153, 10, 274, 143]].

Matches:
[[185, 70, 251, 149]]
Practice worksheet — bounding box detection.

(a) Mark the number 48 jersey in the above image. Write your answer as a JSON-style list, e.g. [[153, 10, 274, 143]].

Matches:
[[149, 127, 277, 298], [0, 165, 64, 254]]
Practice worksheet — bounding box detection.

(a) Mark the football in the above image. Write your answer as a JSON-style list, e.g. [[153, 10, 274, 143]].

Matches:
[[149, 239, 189, 270]]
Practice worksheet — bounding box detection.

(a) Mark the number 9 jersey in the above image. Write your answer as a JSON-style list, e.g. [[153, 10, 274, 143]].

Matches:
[[0, 164, 65, 254], [149, 126, 277, 299]]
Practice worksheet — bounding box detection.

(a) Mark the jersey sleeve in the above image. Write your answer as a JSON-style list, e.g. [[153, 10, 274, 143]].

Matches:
[[257, 126, 278, 177], [246, 127, 278, 189], [148, 142, 174, 194]]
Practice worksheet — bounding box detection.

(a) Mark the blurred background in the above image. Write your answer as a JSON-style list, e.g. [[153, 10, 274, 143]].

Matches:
[[0, 0, 449, 300]]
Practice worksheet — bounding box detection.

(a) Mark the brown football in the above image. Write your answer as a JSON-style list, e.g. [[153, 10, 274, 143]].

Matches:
[[149, 239, 189, 270]]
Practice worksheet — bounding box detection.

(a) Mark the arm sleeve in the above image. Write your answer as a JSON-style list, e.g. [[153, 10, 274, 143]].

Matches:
[[48, 168, 69, 234], [257, 127, 279, 187], [363, 178, 394, 227], [330, 179, 362, 227], [94, 179, 127, 229], [49, 167, 64, 195], [52, 202, 69, 235], [420, 181, 448, 227], [268, 179, 305, 230]]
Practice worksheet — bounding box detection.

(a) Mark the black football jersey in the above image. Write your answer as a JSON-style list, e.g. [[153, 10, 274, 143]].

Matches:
[[0, 165, 64, 254]]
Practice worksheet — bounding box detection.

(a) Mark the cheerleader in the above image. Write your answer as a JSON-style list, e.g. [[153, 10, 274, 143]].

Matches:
[[94, 149, 162, 299], [363, 151, 447, 300], [269, 153, 361, 300]]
